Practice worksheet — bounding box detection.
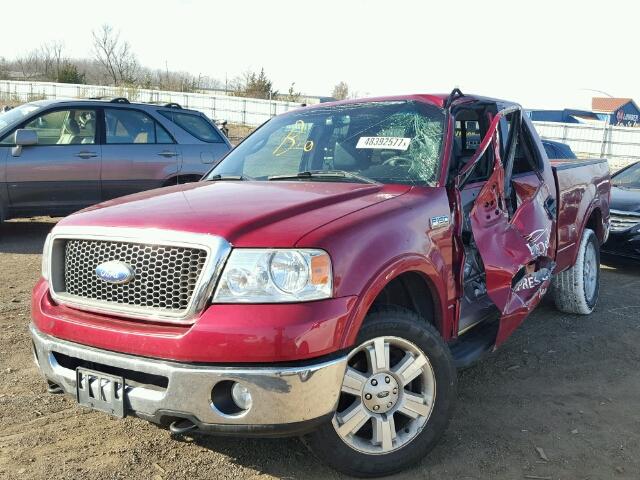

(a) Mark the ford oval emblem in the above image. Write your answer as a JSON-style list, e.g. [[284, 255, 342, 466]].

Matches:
[[95, 261, 135, 285]]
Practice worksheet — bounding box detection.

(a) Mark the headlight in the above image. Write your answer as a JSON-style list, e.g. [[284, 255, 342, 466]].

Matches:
[[213, 249, 332, 303], [41, 233, 52, 281]]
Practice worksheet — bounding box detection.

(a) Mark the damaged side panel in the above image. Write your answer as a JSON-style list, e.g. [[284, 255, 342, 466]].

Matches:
[[469, 160, 555, 345], [455, 107, 556, 346]]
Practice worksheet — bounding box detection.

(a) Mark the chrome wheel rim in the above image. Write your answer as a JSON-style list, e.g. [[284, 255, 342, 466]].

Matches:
[[332, 336, 436, 455], [583, 242, 598, 302]]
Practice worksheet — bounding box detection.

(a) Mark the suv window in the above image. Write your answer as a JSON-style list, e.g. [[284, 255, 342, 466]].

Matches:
[[105, 108, 173, 144], [0, 108, 97, 145], [159, 111, 223, 143]]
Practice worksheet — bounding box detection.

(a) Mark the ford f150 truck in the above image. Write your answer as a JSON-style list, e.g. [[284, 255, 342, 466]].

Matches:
[[31, 90, 611, 477]]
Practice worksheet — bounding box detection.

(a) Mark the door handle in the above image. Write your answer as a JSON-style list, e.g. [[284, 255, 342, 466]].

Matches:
[[158, 150, 178, 158], [75, 151, 98, 159]]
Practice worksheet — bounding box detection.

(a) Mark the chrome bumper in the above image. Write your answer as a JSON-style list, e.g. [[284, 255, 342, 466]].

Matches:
[[30, 325, 347, 430]]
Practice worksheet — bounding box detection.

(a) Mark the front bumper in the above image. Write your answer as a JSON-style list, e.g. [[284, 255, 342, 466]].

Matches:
[[602, 229, 640, 260], [31, 325, 347, 436]]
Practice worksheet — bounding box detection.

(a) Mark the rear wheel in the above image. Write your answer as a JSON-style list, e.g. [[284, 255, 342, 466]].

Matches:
[[304, 307, 456, 477], [552, 228, 600, 314]]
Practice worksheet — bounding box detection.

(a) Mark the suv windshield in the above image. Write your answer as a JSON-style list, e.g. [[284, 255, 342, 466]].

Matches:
[[613, 162, 640, 189], [206, 101, 445, 185], [0, 103, 41, 130]]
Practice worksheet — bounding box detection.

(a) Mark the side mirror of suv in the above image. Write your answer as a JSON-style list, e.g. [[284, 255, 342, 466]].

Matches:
[[12, 129, 38, 157]]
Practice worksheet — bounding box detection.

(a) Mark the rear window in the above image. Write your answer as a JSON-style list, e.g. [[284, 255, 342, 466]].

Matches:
[[159, 111, 223, 143]]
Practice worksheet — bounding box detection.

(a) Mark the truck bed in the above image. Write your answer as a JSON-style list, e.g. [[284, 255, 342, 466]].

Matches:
[[551, 158, 610, 272]]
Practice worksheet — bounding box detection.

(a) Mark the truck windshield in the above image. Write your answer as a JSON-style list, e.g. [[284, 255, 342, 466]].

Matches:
[[613, 162, 640, 189], [206, 101, 445, 185]]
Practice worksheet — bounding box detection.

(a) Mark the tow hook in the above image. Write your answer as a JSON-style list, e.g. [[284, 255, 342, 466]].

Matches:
[[169, 419, 199, 435], [47, 381, 64, 394]]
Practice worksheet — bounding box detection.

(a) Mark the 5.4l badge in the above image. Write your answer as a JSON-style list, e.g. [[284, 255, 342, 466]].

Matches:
[[95, 261, 135, 285], [430, 215, 450, 229]]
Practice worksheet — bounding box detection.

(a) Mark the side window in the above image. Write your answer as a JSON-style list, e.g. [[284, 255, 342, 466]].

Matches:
[[159, 111, 223, 143], [513, 123, 540, 174], [105, 109, 173, 144], [455, 110, 492, 183], [2, 109, 97, 145], [502, 114, 540, 175]]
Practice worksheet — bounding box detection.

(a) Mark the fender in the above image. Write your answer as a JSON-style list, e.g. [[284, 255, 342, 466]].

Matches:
[[340, 253, 449, 349], [567, 201, 606, 269]]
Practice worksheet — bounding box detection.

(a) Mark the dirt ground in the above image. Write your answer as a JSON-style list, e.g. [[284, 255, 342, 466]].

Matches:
[[0, 217, 638, 480]]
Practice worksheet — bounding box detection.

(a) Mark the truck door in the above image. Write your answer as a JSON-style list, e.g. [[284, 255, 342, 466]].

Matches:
[[456, 106, 556, 346]]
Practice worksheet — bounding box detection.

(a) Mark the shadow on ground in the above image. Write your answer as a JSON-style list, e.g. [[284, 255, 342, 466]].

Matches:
[[0, 218, 57, 254]]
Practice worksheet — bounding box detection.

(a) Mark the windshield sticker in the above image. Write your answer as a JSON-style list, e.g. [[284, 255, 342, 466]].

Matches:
[[356, 137, 411, 150], [273, 120, 310, 157]]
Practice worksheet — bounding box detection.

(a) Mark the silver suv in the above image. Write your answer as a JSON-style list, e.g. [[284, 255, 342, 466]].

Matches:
[[0, 97, 231, 222]]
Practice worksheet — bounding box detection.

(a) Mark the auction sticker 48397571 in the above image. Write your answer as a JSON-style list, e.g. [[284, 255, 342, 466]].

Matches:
[[356, 136, 411, 150]]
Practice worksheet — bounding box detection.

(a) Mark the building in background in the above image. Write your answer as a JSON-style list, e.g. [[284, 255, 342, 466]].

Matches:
[[527, 108, 601, 124], [592, 97, 640, 127]]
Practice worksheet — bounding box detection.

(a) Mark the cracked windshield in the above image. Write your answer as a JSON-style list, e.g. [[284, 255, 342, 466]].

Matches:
[[207, 101, 445, 185]]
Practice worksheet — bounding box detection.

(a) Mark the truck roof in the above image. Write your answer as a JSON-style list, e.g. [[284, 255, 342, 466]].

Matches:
[[298, 92, 520, 112]]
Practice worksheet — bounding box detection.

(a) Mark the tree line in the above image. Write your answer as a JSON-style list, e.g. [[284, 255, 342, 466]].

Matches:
[[0, 24, 353, 102]]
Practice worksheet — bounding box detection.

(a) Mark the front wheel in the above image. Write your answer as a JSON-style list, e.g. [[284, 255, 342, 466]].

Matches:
[[304, 307, 456, 477]]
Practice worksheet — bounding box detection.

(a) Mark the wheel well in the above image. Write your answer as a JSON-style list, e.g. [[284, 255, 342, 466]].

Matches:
[[585, 208, 604, 243], [163, 174, 202, 187], [370, 272, 437, 328]]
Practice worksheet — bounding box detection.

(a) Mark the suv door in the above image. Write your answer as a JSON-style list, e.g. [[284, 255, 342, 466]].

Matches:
[[157, 110, 230, 173], [455, 105, 556, 346], [100, 107, 179, 200], [1, 108, 100, 215]]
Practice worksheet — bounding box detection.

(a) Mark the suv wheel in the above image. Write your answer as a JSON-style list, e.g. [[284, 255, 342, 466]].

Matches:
[[304, 307, 457, 477]]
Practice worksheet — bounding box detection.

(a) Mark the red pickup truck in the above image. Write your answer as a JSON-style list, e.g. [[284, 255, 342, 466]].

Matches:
[[31, 91, 611, 477]]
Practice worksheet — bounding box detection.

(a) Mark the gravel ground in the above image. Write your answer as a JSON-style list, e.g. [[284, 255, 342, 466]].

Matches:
[[0, 217, 639, 480]]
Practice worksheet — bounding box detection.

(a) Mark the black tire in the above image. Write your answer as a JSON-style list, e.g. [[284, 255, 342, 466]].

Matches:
[[303, 306, 457, 477], [552, 228, 600, 314]]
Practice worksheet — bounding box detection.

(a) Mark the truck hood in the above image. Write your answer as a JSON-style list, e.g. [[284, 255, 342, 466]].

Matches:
[[60, 181, 411, 246]]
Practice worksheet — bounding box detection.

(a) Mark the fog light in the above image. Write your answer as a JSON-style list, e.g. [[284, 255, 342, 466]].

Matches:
[[231, 382, 252, 410]]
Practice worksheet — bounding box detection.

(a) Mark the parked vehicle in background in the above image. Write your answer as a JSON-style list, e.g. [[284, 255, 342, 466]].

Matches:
[[31, 91, 610, 477], [541, 139, 577, 159], [0, 98, 231, 223], [603, 161, 640, 259]]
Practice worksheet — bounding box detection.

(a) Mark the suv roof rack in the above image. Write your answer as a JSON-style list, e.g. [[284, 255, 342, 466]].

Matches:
[[87, 96, 131, 104], [145, 101, 182, 109]]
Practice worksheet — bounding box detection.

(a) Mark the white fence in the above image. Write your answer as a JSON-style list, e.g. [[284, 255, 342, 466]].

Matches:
[[0, 80, 303, 127], [533, 121, 640, 172]]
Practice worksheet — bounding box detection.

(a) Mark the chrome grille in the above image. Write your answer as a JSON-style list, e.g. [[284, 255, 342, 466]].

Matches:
[[610, 210, 640, 233], [64, 239, 208, 311]]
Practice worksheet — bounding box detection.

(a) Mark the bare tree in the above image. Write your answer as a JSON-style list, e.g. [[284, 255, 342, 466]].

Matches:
[[40, 41, 65, 80], [15, 49, 42, 80], [92, 24, 139, 86], [331, 81, 349, 100]]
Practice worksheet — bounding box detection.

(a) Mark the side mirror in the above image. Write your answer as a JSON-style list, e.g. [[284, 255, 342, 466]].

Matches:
[[12, 129, 37, 156]]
